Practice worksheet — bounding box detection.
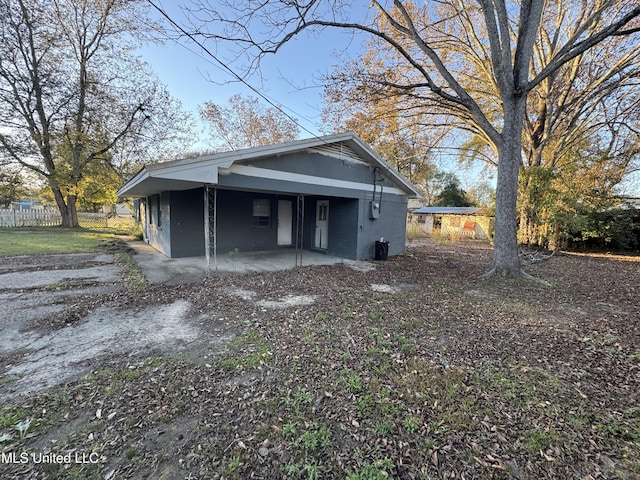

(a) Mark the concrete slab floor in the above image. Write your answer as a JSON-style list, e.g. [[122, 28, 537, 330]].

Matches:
[[127, 240, 377, 285]]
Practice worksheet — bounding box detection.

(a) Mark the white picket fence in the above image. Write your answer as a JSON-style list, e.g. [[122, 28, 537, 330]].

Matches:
[[0, 209, 109, 228]]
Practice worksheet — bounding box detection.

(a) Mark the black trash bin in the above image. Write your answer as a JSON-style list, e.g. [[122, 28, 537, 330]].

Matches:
[[374, 240, 389, 260]]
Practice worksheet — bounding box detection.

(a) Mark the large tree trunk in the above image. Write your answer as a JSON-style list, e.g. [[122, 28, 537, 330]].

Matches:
[[51, 185, 80, 228], [67, 194, 79, 228], [487, 96, 527, 276]]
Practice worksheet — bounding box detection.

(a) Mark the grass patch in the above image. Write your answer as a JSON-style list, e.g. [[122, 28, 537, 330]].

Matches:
[[115, 248, 148, 292], [0, 228, 116, 256], [220, 330, 272, 369]]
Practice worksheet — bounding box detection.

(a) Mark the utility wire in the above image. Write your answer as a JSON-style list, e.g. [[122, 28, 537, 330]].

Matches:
[[145, 0, 327, 143]]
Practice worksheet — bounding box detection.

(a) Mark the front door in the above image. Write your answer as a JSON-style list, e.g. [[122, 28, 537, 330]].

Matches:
[[314, 200, 329, 250], [277, 200, 293, 246]]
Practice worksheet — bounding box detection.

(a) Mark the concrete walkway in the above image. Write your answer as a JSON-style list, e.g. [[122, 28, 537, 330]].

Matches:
[[127, 241, 376, 284]]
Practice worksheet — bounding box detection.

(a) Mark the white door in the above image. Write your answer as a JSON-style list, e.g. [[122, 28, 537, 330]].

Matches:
[[277, 200, 293, 246], [315, 200, 329, 250]]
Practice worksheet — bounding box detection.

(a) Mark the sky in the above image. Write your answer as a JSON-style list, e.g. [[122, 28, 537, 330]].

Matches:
[[137, 1, 639, 197], [136, 1, 484, 189], [138, 1, 370, 151]]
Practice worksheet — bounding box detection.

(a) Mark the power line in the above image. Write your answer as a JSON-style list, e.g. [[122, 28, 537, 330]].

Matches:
[[145, 0, 326, 142]]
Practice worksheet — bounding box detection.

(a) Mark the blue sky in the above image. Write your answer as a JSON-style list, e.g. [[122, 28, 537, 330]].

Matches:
[[137, 2, 639, 197], [138, 2, 369, 150], [137, 1, 495, 193], [136, 2, 494, 193]]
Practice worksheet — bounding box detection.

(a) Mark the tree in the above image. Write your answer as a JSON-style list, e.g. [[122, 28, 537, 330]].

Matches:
[[0, 168, 25, 208], [200, 94, 299, 151], [322, 62, 442, 199], [517, 10, 640, 247], [185, 0, 640, 278], [518, 136, 636, 249], [0, 0, 194, 227], [434, 174, 474, 207], [74, 153, 121, 213]]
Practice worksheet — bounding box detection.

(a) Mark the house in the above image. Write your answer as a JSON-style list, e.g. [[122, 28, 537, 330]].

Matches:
[[11, 199, 44, 211], [116, 132, 422, 263], [408, 206, 493, 239]]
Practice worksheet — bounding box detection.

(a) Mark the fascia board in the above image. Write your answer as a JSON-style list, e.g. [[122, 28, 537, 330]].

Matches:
[[116, 168, 149, 197], [151, 162, 219, 184]]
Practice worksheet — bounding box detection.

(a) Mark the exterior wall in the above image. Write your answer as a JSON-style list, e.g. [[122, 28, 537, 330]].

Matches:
[[215, 190, 303, 255], [475, 216, 493, 239], [302, 196, 359, 259], [139, 149, 412, 260], [251, 151, 374, 186], [327, 198, 359, 259], [170, 188, 205, 258], [441, 214, 492, 239], [217, 151, 411, 261], [357, 192, 409, 259], [219, 151, 399, 200], [407, 212, 434, 234], [145, 192, 171, 257], [217, 190, 274, 254]]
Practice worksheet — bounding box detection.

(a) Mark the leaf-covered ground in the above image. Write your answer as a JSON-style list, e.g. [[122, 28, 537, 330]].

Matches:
[[1, 240, 639, 479]]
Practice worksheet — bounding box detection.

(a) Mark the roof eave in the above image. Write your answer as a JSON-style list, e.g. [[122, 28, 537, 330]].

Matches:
[[116, 132, 423, 199]]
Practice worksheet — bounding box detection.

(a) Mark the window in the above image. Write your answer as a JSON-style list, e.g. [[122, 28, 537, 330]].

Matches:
[[253, 199, 271, 228], [318, 204, 328, 221]]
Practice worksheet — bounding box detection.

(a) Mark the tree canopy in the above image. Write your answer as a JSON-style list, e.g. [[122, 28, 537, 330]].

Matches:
[[200, 94, 299, 152], [183, 0, 640, 277], [0, 168, 26, 208], [434, 175, 475, 208], [0, 0, 194, 227]]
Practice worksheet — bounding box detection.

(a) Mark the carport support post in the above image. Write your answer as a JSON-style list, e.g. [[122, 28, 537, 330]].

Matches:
[[204, 185, 218, 275], [296, 194, 304, 267]]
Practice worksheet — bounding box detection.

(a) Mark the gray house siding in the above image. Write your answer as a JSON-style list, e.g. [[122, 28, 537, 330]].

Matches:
[[118, 133, 421, 262], [142, 186, 408, 260], [247, 151, 375, 186], [217, 190, 278, 253], [146, 192, 171, 257], [356, 193, 409, 259], [325, 198, 359, 259], [218, 171, 370, 199], [170, 188, 204, 258], [214, 192, 361, 259], [301, 196, 360, 259]]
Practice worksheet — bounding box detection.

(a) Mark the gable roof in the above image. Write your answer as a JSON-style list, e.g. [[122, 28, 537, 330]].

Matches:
[[116, 132, 422, 198]]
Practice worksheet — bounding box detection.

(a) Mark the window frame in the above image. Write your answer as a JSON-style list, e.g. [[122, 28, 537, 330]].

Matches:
[[252, 198, 271, 228]]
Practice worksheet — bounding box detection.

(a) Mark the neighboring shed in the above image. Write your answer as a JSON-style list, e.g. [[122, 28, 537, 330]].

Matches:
[[408, 206, 493, 239], [117, 132, 421, 265]]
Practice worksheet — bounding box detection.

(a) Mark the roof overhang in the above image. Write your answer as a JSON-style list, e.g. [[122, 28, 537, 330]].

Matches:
[[116, 158, 229, 197], [117, 132, 422, 199]]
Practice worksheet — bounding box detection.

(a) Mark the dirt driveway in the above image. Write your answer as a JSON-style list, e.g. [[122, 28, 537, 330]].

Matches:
[[0, 249, 228, 400], [0, 243, 373, 401]]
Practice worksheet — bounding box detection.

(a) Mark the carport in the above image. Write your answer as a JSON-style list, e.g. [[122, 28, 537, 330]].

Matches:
[[116, 132, 421, 271]]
